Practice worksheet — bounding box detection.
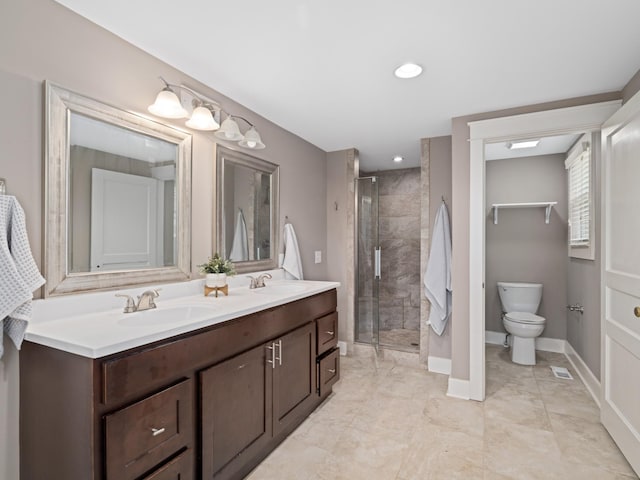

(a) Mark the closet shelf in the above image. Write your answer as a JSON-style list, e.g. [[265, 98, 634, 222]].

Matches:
[[491, 202, 557, 225]]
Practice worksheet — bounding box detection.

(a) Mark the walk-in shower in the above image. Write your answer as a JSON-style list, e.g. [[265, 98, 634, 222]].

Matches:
[[355, 169, 421, 352]]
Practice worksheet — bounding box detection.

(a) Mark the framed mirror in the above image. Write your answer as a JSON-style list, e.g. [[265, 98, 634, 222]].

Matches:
[[216, 146, 279, 273], [45, 82, 192, 296]]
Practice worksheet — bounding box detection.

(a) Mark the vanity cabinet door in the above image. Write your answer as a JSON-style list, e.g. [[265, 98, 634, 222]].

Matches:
[[200, 343, 272, 480], [272, 322, 317, 437]]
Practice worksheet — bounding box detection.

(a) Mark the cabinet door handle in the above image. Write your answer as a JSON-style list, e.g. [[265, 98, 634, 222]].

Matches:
[[328, 369, 336, 374], [266, 343, 276, 369], [275, 339, 283, 366], [151, 427, 165, 437], [325, 331, 334, 335], [237, 364, 246, 370]]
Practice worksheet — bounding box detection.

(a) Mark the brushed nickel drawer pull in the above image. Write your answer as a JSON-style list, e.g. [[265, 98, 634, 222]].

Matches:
[[237, 364, 246, 370], [275, 340, 283, 366], [328, 369, 336, 374], [634, 306, 640, 318], [151, 427, 165, 436], [266, 343, 276, 369], [325, 331, 335, 335]]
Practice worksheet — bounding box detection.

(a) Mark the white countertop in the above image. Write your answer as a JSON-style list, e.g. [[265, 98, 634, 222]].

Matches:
[[27, 271, 339, 359]]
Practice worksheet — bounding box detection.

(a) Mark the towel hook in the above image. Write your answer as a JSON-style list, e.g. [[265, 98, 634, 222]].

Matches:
[[0, 178, 6, 195], [285, 215, 290, 224]]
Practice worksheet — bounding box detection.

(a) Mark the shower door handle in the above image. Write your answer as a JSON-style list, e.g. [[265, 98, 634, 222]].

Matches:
[[374, 248, 381, 279]]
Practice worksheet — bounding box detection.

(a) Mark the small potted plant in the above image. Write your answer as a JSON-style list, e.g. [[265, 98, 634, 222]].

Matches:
[[199, 253, 236, 288]]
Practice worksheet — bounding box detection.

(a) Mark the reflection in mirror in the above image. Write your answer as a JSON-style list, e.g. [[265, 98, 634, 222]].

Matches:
[[69, 113, 179, 273], [216, 146, 279, 273], [45, 82, 192, 296]]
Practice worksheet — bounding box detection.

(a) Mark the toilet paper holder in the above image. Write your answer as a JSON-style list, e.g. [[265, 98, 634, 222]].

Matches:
[[566, 304, 584, 314]]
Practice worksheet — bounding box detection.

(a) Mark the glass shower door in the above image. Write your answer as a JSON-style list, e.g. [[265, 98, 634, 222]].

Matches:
[[355, 177, 380, 349]]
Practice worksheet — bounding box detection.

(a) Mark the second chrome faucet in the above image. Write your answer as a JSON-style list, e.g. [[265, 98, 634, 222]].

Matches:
[[247, 273, 272, 289]]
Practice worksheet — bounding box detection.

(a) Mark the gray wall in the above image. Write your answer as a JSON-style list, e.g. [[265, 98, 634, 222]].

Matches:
[[0, 0, 329, 478], [427, 136, 453, 359], [622, 68, 640, 104], [375, 168, 421, 333], [567, 132, 602, 378], [485, 154, 568, 340]]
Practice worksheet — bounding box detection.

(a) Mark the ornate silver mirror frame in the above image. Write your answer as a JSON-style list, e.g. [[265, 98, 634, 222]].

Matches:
[[215, 146, 279, 273], [45, 82, 192, 296]]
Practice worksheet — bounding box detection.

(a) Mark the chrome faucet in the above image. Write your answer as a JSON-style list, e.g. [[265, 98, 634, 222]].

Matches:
[[247, 273, 272, 289], [115, 289, 161, 313]]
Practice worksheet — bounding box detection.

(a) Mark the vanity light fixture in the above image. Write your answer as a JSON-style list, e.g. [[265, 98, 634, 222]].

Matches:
[[148, 77, 266, 149], [394, 63, 423, 79], [507, 139, 540, 150], [393, 155, 404, 163]]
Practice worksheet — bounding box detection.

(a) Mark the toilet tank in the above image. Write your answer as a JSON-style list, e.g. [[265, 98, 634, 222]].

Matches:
[[497, 282, 542, 313]]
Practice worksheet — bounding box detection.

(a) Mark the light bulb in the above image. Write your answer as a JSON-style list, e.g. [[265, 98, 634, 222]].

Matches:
[[247, 140, 257, 148]]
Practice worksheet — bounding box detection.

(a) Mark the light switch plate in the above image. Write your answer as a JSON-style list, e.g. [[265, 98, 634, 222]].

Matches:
[[314, 251, 322, 263]]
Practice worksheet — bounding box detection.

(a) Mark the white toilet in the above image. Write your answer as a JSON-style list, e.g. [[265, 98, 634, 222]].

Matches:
[[497, 282, 546, 365]]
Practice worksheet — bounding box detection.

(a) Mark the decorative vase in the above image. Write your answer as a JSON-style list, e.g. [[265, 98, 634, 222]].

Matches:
[[206, 273, 227, 288]]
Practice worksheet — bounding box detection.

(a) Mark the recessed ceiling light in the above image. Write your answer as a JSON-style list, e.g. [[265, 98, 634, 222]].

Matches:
[[393, 155, 404, 163], [507, 139, 540, 150], [394, 63, 422, 79]]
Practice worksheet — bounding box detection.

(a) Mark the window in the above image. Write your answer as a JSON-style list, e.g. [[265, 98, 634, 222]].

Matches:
[[565, 133, 594, 260]]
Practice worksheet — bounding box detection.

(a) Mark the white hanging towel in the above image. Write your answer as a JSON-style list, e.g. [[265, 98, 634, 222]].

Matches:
[[229, 209, 249, 262], [0, 196, 45, 358], [282, 223, 304, 280], [424, 202, 452, 336]]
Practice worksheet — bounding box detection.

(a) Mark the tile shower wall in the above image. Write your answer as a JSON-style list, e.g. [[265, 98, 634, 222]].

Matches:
[[376, 168, 421, 333]]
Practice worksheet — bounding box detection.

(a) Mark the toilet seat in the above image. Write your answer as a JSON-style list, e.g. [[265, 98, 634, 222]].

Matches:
[[505, 311, 545, 325]]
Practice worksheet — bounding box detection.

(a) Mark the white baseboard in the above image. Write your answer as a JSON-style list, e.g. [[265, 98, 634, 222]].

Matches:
[[447, 377, 470, 400], [337, 341, 347, 356], [485, 330, 566, 353], [428, 356, 451, 375], [565, 342, 601, 407], [486, 330, 507, 346]]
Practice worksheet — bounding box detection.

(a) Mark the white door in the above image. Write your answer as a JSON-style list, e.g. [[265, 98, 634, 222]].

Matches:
[[601, 91, 640, 475], [90, 168, 159, 272]]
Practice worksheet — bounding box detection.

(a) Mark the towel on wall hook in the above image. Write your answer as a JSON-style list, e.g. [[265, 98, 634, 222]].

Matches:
[[0, 195, 46, 358]]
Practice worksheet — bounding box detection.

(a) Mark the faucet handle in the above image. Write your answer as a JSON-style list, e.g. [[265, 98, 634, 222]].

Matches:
[[115, 294, 136, 313], [246, 275, 258, 289]]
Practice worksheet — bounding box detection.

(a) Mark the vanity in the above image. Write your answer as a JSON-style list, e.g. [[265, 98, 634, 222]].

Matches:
[[20, 278, 340, 480]]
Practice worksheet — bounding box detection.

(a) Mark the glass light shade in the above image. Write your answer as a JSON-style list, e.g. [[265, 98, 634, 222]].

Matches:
[[148, 88, 188, 119], [238, 126, 265, 149], [214, 116, 243, 141], [185, 106, 220, 131]]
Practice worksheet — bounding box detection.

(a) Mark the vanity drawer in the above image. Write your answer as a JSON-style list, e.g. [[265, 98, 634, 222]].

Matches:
[[316, 312, 338, 356], [317, 348, 340, 398], [105, 379, 193, 480], [142, 449, 193, 480]]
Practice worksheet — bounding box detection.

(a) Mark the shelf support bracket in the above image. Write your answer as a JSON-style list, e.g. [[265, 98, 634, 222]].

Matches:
[[545, 204, 552, 224]]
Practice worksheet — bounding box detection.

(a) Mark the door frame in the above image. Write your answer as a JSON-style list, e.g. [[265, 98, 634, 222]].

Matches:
[[466, 100, 621, 401]]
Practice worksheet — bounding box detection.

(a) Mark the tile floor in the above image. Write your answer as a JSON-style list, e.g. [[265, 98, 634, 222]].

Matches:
[[247, 345, 638, 480], [379, 328, 420, 351]]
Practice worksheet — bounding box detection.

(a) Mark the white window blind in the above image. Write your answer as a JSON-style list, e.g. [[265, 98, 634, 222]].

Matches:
[[566, 143, 591, 247]]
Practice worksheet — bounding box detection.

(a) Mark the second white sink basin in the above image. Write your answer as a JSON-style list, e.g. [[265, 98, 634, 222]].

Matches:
[[117, 305, 216, 327], [252, 283, 308, 295]]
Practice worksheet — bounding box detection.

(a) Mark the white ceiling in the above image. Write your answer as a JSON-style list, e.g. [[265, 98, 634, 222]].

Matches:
[[71, 113, 177, 163], [56, 0, 640, 171]]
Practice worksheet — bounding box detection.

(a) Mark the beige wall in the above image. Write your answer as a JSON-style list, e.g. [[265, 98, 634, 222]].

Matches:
[[450, 91, 621, 381], [427, 136, 453, 359], [485, 154, 568, 339], [0, 1, 329, 478]]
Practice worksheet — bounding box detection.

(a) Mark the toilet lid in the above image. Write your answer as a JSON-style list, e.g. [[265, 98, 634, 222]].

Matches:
[[505, 311, 545, 325]]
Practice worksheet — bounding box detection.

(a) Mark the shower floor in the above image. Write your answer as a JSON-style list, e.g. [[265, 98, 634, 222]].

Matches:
[[379, 328, 419, 351]]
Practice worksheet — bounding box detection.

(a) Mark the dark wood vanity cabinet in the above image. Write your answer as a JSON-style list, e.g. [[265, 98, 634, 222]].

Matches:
[[201, 322, 317, 479], [20, 289, 338, 480]]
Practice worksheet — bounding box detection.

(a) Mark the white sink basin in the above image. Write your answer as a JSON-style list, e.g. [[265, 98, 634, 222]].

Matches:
[[252, 283, 308, 295], [117, 305, 216, 327]]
